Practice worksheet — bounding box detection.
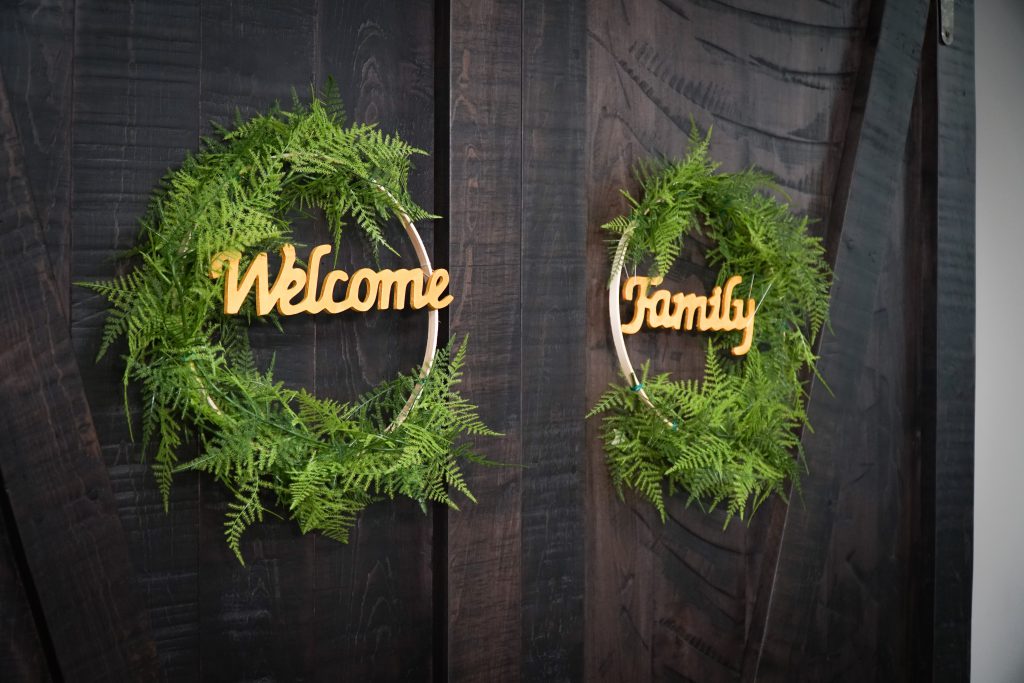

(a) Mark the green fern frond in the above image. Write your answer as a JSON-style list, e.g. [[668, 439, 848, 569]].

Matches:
[[78, 85, 496, 563], [591, 128, 832, 525]]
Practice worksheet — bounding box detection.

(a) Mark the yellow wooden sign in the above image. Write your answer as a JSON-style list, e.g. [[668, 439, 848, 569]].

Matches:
[[210, 244, 453, 316], [620, 274, 756, 355]]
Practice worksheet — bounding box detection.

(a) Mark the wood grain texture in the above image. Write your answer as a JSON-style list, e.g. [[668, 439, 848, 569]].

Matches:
[[903, 46, 938, 679], [70, 1, 203, 678], [447, 0, 523, 679], [196, 2, 318, 680], [1, 65, 159, 683], [584, 1, 869, 680], [0, 0, 976, 678], [0, 2, 71, 679], [0, 503, 52, 682], [521, 0, 586, 680], [933, 0, 975, 678], [311, 1, 437, 679], [753, 1, 931, 680], [0, 0, 73, 315]]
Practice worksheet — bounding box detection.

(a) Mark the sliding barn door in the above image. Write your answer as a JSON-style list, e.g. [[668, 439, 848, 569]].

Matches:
[[581, 0, 973, 681], [1, 1, 441, 680], [0, 0, 973, 681]]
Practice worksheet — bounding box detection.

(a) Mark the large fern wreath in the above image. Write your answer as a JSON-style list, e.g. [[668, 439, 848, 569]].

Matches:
[[590, 130, 832, 524], [83, 86, 495, 563]]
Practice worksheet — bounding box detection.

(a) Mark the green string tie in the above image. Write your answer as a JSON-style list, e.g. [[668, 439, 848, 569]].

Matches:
[[630, 383, 643, 392]]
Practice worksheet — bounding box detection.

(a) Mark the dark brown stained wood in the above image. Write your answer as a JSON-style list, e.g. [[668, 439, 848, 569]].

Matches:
[[584, 1, 869, 680], [0, 66, 159, 682], [196, 2, 317, 680], [0, 0, 73, 316], [903, 43, 938, 679], [311, 1, 437, 679], [521, 0, 586, 679], [0, 505, 52, 682], [0, 0, 978, 678], [432, 3, 452, 678], [447, 0, 523, 679], [933, 0, 975, 678], [0, 3, 71, 679], [754, 66, 934, 683], [70, 1, 203, 678], [753, 1, 932, 680]]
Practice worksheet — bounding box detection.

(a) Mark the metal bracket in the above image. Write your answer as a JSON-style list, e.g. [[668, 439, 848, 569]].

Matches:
[[940, 0, 954, 45]]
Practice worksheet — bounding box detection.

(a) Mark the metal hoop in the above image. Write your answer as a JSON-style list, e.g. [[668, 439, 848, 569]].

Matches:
[[608, 258, 675, 429], [608, 266, 656, 411], [378, 184, 439, 429]]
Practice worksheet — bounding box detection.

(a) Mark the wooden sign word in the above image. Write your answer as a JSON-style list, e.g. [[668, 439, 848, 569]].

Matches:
[[620, 274, 756, 356], [210, 244, 453, 316]]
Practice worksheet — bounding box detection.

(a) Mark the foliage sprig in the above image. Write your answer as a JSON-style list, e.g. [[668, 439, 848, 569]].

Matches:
[[82, 83, 495, 562], [590, 128, 831, 524]]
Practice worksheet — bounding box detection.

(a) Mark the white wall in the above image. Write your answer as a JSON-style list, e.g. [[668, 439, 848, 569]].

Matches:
[[973, 0, 1024, 680]]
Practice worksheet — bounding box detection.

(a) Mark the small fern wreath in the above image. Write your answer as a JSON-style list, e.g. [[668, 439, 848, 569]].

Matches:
[[589, 129, 832, 524], [82, 84, 496, 563]]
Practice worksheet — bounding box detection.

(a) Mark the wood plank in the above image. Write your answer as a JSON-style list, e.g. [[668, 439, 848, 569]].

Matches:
[[447, 0, 523, 679], [0, 4, 73, 678], [583, 1, 869, 680], [70, 1, 202, 678], [521, 0, 586, 679], [933, 0, 975, 678], [195, 2, 317, 680], [751, 1, 932, 679], [0, 504, 52, 682], [311, 1, 437, 678], [0, 0, 73, 315], [0, 65, 159, 683], [903, 45, 938, 679], [753, 70, 932, 682]]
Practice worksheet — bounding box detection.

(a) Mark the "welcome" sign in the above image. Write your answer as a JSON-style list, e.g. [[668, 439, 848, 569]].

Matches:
[[210, 244, 453, 316]]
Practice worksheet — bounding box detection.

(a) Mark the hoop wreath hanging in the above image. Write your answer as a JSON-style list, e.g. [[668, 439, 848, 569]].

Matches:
[[589, 130, 832, 524], [82, 85, 496, 563]]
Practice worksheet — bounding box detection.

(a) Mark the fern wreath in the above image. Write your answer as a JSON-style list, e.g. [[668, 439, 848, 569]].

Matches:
[[589, 130, 832, 524], [83, 85, 495, 563]]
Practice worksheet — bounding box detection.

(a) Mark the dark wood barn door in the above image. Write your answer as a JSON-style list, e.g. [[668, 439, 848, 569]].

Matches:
[[0, 0, 973, 681]]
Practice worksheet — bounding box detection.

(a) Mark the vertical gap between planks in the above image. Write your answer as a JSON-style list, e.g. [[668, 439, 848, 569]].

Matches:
[[0, 469, 61, 681], [431, 0, 451, 678], [195, 0, 204, 678], [922, 23, 940, 680], [68, 0, 78, 338], [518, 0, 526, 672], [310, 0, 321, 670]]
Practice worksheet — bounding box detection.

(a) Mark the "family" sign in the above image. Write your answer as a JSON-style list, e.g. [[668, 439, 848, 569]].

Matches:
[[620, 274, 757, 356]]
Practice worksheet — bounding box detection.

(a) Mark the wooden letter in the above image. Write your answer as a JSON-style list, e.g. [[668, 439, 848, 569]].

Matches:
[[376, 269, 425, 310], [730, 298, 756, 356], [319, 270, 350, 314], [619, 272, 758, 354], [671, 292, 707, 331], [620, 275, 650, 335], [346, 268, 379, 312], [270, 244, 307, 316], [300, 244, 333, 313], [697, 285, 721, 331], [210, 244, 454, 316], [424, 269, 454, 310], [211, 250, 272, 315], [646, 288, 673, 329]]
